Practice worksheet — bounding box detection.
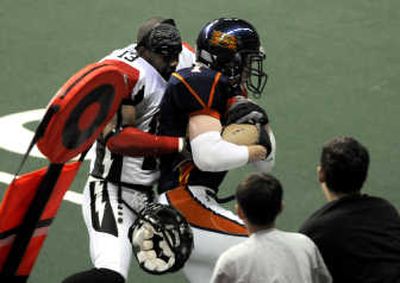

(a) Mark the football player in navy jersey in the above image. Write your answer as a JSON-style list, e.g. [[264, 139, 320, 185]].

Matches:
[[63, 17, 195, 283], [157, 18, 276, 283]]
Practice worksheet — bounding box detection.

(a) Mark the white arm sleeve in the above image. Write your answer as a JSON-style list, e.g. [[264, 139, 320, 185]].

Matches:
[[252, 128, 276, 173], [190, 131, 249, 172]]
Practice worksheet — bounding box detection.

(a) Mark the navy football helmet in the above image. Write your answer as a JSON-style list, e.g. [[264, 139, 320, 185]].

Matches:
[[196, 18, 268, 96]]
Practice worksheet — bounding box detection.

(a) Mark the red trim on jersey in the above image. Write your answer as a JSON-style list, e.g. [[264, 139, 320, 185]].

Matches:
[[182, 42, 195, 53], [226, 96, 239, 110], [166, 186, 248, 236], [189, 109, 221, 120], [106, 127, 180, 157], [226, 90, 248, 111]]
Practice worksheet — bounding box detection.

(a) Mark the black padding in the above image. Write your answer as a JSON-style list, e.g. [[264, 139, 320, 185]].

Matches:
[[62, 84, 114, 149]]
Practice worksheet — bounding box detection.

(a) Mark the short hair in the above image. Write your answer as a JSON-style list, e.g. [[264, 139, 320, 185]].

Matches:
[[136, 18, 181, 58], [235, 173, 283, 226], [136, 16, 176, 44], [320, 136, 369, 194]]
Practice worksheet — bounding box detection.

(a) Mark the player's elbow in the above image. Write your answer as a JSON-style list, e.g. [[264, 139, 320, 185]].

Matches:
[[190, 137, 221, 171]]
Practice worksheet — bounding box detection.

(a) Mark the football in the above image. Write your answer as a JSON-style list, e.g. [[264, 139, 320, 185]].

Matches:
[[222, 123, 259, 145]]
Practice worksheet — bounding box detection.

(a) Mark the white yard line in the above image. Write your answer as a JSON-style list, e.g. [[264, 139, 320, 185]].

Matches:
[[0, 171, 82, 205]]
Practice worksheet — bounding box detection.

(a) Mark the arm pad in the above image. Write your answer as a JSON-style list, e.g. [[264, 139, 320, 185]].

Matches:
[[190, 131, 249, 172], [106, 127, 183, 157]]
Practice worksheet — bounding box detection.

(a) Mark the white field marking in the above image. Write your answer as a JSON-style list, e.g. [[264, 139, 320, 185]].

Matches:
[[0, 108, 95, 160], [0, 109, 46, 158], [0, 108, 94, 205], [0, 108, 98, 205], [0, 170, 82, 205], [0, 171, 14, 184], [63, 190, 83, 205]]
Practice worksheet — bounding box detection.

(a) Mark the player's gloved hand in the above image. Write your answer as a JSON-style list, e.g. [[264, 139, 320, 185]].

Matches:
[[256, 125, 272, 156], [225, 96, 272, 156], [225, 96, 269, 125]]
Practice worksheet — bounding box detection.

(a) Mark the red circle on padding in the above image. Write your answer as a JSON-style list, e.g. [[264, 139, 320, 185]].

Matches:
[[36, 61, 139, 163], [78, 102, 101, 130]]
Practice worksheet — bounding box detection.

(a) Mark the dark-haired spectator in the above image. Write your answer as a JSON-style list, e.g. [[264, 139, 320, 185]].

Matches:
[[300, 136, 400, 282], [211, 173, 332, 283]]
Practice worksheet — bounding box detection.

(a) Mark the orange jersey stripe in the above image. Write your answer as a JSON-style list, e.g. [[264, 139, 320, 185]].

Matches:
[[172, 73, 207, 108], [208, 72, 221, 108], [173, 71, 223, 119], [178, 162, 195, 185], [166, 186, 248, 236]]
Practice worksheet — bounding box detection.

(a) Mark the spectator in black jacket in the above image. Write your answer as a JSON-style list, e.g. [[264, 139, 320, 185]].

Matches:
[[300, 136, 400, 283]]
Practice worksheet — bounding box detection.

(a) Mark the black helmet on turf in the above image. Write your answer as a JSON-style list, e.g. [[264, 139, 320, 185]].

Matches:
[[196, 18, 268, 97], [129, 203, 193, 274]]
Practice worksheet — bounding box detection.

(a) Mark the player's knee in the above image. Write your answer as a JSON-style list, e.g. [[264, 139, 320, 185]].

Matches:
[[62, 268, 125, 283]]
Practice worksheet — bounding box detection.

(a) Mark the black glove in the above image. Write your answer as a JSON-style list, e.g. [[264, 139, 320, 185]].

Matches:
[[225, 97, 271, 155], [225, 96, 269, 126], [257, 124, 272, 156]]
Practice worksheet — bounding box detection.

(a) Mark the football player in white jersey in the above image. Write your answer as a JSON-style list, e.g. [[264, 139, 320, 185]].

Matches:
[[63, 17, 195, 283]]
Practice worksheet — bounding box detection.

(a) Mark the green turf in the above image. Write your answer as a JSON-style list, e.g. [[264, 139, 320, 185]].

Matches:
[[1, 0, 400, 282]]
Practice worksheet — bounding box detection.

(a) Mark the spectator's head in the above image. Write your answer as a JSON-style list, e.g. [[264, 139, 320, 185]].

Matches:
[[136, 17, 182, 79], [236, 173, 283, 229], [319, 136, 369, 195]]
